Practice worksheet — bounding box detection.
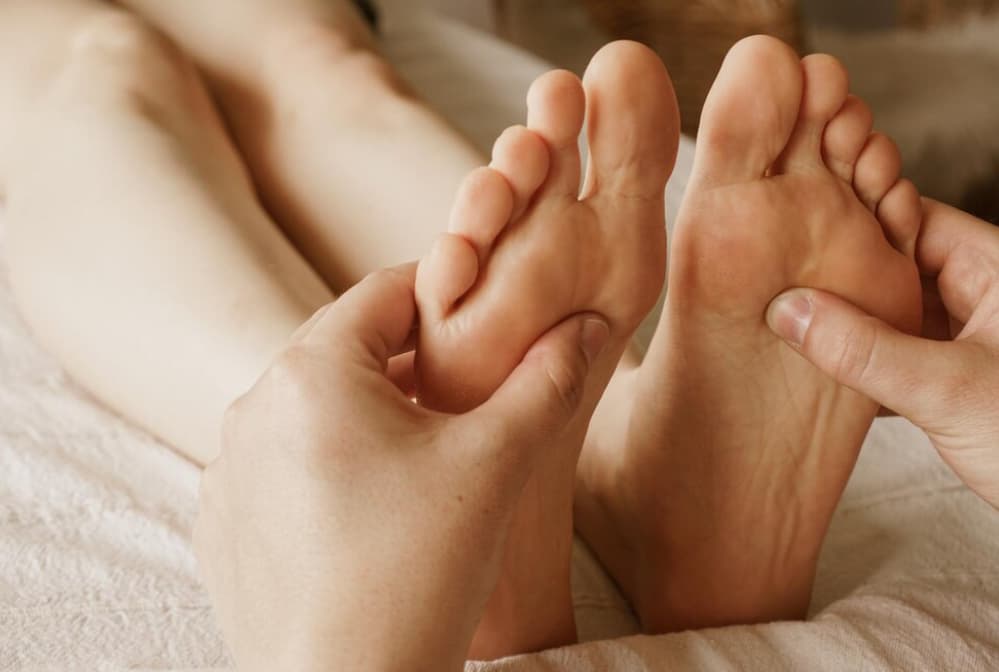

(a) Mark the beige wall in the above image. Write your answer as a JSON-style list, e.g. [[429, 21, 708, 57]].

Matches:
[[378, 0, 607, 75]]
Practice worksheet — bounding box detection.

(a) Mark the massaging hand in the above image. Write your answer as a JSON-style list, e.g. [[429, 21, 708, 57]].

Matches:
[[193, 265, 609, 672], [767, 199, 999, 509]]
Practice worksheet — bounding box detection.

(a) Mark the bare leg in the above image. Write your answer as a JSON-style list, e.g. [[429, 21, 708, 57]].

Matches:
[[0, 0, 333, 465], [110, 0, 486, 289]]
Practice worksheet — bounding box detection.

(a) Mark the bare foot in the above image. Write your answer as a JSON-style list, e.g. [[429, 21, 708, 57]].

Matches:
[[414, 42, 680, 657], [576, 36, 923, 633]]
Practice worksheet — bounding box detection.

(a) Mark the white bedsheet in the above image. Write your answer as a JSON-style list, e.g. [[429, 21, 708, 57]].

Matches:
[[2, 7, 998, 671]]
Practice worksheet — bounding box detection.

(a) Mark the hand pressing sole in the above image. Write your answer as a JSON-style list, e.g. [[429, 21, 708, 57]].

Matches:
[[576, 36, 923, 633], [414, 41, 680, 658]]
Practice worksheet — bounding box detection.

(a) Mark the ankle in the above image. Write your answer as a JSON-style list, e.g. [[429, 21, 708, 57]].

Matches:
[[639, 569, 815, 633], [634, 524, 820, 632], [257, 18, 407, 101], [469, 574, 577, 660]]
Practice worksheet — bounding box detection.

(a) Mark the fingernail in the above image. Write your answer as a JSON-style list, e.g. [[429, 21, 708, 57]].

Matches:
[[767, 290, 814, 347], [581, 318, 611, 364]]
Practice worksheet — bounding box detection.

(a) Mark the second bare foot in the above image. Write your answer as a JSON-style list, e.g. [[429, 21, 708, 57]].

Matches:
[[577, 36, 923, 633]]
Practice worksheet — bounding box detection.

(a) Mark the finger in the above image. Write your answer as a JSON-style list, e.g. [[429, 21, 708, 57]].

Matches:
[[917, 198, 997, 275], [299, 263, 419, 370], [458, 313, 610, 458], [921, 275, 952, 341], [767, 288, 957, 422], [918, 200, 999, 327]]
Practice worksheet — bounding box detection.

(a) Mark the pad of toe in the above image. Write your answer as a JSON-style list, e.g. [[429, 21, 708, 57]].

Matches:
[[580, 40, 680, 201], [490, 125, 551, 219], [415, 233, 479, 320], [526, 69, 586, 197], [822, 95, 874, 182], [877, 178, 922, 258], [447, 167, 514, 263], [693, 35, 803, 186], [854, 133, 902, 211]]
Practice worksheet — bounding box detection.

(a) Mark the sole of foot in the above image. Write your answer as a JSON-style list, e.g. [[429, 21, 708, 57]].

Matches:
[[576, 35, 923, 633], [414, 41, 680, 658]]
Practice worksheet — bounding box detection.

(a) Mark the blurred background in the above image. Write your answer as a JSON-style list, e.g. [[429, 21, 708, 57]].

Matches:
[[386, 0, 999, 223]]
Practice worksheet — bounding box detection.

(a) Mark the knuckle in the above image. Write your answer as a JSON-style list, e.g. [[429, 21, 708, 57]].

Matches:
[[266, 346, 318, 398], [261, 347, 348, 446], [72, 12, 162, 54], [68, 12, 181, 81]]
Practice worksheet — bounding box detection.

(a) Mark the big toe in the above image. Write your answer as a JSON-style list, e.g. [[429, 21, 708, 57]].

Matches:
[[580, 40, 680, 201], [693, 35, 803, 186]]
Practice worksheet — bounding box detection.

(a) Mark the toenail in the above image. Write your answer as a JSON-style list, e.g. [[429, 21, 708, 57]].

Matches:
[[580, 317, 611, 364], [767, 290, 814, 347]]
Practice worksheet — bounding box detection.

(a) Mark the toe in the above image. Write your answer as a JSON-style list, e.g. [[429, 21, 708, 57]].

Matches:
[[854, 132, 902, 211], [772, 54, 850, 174], [693, 35, 803, 186], [821, 94, 874, 182], [527, 69, 586, 197], [877, 178, 922, 259], [490, 125, 551, 219], [579, 40, 680, 201], [447, 166, 515, 264], [415, 233, 480, 321]]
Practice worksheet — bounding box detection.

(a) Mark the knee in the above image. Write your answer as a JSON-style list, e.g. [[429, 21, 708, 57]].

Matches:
[[54, 11, 191, 111], [259, 19, 409, 103]]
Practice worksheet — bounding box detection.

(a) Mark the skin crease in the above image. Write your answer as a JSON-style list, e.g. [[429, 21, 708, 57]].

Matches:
[[194, 266, 615, 672], [768, 199, 999, 510]]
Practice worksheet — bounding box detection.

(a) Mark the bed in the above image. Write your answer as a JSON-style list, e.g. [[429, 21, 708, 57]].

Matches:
[[2, 5, 999, 670]]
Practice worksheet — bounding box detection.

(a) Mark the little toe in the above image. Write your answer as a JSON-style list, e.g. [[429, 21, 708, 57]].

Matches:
[[821, 94, 874, 182], [490, 125, 551, 219], [526, 69, 586, 197], [447, 166, 515, 263], [693, 35, 803, 187], [415, 233, 479, 321], [579, 40, 680, 201], [772, 54, 850, 174], [854, 132, 902, 211], [877, 178, 922, 259]]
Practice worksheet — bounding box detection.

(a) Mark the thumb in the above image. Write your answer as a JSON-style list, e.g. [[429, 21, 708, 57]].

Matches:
[[767, 288, 957, 423], [460, 313, 610, 457]]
